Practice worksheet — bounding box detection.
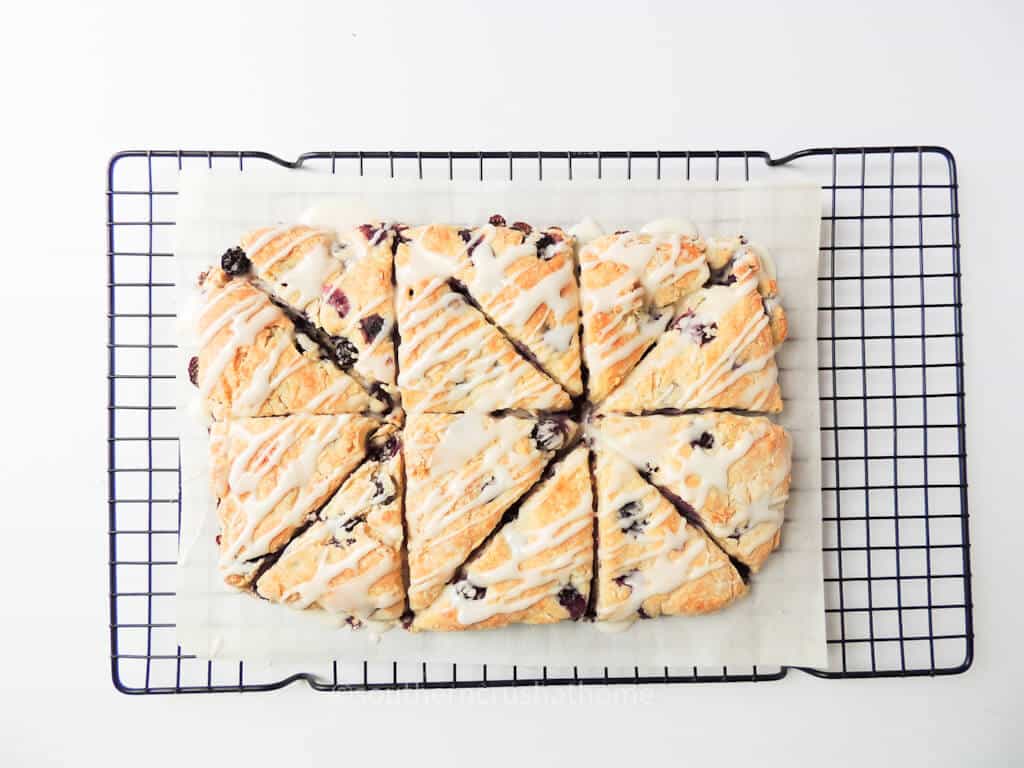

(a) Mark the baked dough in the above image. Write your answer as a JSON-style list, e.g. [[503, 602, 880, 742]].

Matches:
[[594, 411, 791, 571], [255, 424, 405, 626], [394, 224, 572, 412], [593, 446, 746, 625], [412, 445, 593, 631], [238, 223, 397, 391], [192, 268, 382, 419], [403, 412, 575, 611], [579, 228, 709, 403], [210, 413, 379, 587], [602, 237, 787, 413]]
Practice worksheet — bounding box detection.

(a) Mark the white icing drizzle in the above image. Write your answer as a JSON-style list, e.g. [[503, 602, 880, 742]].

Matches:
[[218, 417, 354, 575], [273, 238, 335, 308]]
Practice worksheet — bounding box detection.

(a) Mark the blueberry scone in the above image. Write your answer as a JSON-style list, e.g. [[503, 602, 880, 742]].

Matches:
[[394, 222, 573, 412], [191, 268, 384, 419], [595, 412, 792, 572], [232, 223, 397, 395], [255, 425, 405, 627], [602, 237, 787, 413], [579, 225, 709, 403], [413, 445, 593, 631], [404, 412, 575, 611], [593, 447, 746, 626], [210, 413, 379, 587], [452, 217, 582, 396]]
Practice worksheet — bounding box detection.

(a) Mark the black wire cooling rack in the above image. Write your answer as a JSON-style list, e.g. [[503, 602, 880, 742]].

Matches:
[[107, 147, 971, 693]]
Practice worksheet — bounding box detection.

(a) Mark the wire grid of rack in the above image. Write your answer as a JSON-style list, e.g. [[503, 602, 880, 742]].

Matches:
[[107, 147, 971, 693]]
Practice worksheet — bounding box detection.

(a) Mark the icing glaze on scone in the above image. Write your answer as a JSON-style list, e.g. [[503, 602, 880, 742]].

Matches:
[[194, 269, 379, 419], [595, 412, 791, 571], [579, 226, 710, 403], [395, 225, 572, 412], [210, 414, 378, 587], [601, 238, 786, 413], [594, 447, 746, 625], [403, 412, 571, 610], [255, 426, 405, 625], [412, 446, 593, 631]]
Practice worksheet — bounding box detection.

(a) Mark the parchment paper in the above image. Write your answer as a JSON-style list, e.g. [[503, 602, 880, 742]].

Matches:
[[174, 170, 826, 668]]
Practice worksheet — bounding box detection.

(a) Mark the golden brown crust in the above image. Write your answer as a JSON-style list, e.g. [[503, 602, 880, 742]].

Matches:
[[394, 225, 571, 412], [194, 269, 378, 418], [412, 446, 592, 631], [593, 447, 746, 623], [403, 412, 561, 611], [595, 412, 791, 572], [580, 231, 709, 403], [210, 414, 379, 588]]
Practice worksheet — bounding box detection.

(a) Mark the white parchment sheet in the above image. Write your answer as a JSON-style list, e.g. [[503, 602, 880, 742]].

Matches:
[[174, 170, 826, 668]]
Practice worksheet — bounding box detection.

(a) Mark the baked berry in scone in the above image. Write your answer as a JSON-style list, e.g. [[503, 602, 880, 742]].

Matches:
[[579, 227, 709, 403], [595, 412, 791, 572], [601, 237, 787, 413], [210, 413, 379, 587], [412, 445, 592, 631], [451, 221, 583, 396], [593, 447, 746, 625], [403, 412, 575, 611], [394, 223, 572, 413], [255, 424, 405, 626], [235, 223, 397, 393], [192, 268, 384, 419]]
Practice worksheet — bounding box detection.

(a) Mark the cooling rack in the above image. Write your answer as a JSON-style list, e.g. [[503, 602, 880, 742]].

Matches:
[[107, 147, 971, 693]]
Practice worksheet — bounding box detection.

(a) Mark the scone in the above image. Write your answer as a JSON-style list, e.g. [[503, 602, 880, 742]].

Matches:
[[412, 445, 593, 631], [403, 412, 575, 611], [394, 223, 572, 412], [579, 227, 709, 403], [602, 237, 787, 413], [191, 268, 383, 419], [594, 412, 792, 571], [452, 218, 583, 396], [233, 223, 397, 393], [210, 413, 379, 587], [593, 447, 747, 625], [255, 424, 405, 626]]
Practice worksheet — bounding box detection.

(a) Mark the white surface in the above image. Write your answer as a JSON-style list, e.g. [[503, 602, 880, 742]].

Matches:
[[173, 173, 825, 668], [1, 0, 1021, 765]]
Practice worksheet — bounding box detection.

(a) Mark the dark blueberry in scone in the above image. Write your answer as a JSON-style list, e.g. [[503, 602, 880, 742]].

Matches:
[[612, 570, 638, 591], [637, 606, 651, 620], [510, 221, 532, 235], [325, 287, 350, 318], [488, 214, 506, 227], [458, 228, 473, 243], [341, 515, 365, 533], [187, 356, 199, 387], [534, 233, 554, 258], [358, 223, 383, 243], [617, 501, 647, 536], [332, 336, 359, 369], [531, 416, 568, 452], [705, 260, 737, 287], [691, 431, 714, 451], [368, 433, 401, 462], [371, 472, 397, 505], [454, 580, 486, 601], [400, 610, 414, 629], [220, 247, 251, 277], [673, 310, 717, 346], [617, 500, 641, 519], [359, 313, 384, 343], [557, 585, 586, 620], [368, 383, 393, 413]]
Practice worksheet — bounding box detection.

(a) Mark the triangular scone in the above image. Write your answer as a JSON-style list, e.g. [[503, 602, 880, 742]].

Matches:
[[452, 221, 583, 396], [413, 445, 593, 631], [192, 269, 383, 419], [595, 412, 792, 572], [210, 414, 379, 587], [602, 238, 787, 413], [593, 448, 746, 625], [255, 425, 405, 626], [236, 224, 397, 390], [394, 224, 571, 413], [579, 228, 709, 403], [404, 412, 574, 611]]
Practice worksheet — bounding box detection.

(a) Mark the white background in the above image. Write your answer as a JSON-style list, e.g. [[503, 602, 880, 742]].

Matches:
[[1, 1, 1021, 765]]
